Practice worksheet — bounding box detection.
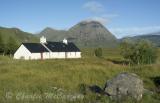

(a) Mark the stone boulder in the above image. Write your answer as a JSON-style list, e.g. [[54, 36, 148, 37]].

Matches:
[[104, 72, 143, 101]]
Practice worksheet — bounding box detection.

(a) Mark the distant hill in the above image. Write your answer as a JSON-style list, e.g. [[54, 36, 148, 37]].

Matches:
[[0, 27, 38, 44], [37, 21, 118, 48], [120, 32, 160, 47], [38, 27, 68, 41]]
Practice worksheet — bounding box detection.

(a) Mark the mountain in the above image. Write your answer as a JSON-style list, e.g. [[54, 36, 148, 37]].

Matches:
[[0, 27, 38, 44], [120, 32, 160, 47], [37, 21, 117, 48], [68, 21, 117, 47], [38, 27, 68, 41]]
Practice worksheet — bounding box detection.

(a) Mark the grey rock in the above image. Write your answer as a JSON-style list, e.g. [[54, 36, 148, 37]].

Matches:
[[104, 72, 143, 101]]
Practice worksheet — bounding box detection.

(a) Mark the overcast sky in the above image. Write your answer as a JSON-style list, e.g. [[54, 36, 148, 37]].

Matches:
[[0, 0, 160, 38]]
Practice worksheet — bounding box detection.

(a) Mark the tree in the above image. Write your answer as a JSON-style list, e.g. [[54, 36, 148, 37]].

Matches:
[[134, 40, 157, 64], [6, 37, 18, 56], [120, 40, 157, 65], [119, 40, 134, 60], [0, 33, 6, 55], [95, 48, 103, 58]]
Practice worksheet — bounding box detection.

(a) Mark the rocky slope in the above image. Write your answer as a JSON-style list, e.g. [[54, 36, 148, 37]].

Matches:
[[37, 21, 118, 48]]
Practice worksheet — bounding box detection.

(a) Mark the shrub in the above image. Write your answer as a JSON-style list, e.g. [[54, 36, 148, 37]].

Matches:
[[0, 33, 6, 55], [120, 40, 158, 65], [6, 37, 18, 56], [95, 48, 103, 58]]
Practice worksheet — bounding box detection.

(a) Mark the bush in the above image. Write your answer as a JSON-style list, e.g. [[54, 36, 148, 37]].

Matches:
[[6, 37, 18, 56], [0, 33, 5, 55], [95, 48, 103, 58], [120, 40, 158, 65]]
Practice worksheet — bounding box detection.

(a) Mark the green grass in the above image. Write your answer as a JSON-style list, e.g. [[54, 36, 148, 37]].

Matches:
[[0, 48, 160, 103]]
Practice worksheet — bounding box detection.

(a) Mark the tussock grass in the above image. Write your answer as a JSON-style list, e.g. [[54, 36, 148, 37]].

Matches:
[[0, 48, 159, 103]]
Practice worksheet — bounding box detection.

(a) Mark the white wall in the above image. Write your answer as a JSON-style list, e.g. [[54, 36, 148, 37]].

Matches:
[[48, 52, 81, 59], [14, 45, 32, 60], [66, 52, 81, 58], [30, 53, 41, 60], [50, 52, 66, 58], [30, 52, 50, 60], [76, 52, 81, 58], [43, 52, 50, 59]]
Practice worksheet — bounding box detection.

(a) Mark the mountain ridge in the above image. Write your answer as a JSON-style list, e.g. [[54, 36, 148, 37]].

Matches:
[[120, 32, 160, 47], [37, 20, 118, 48]]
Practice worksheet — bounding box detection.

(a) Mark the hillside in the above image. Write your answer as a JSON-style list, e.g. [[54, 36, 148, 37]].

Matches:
[[68, 21, 117, 47], [37, 21, 118, 48], [38, 27, 68, 41], [0, 48, 160, 103], [0, 27, 38, 44], [120, 32, 160, 47]]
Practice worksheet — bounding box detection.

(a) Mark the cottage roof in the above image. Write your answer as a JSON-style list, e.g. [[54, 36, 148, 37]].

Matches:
[[22, 42, 80, 53], [45, 41, 81, 52], [22, 43, 49, 53]]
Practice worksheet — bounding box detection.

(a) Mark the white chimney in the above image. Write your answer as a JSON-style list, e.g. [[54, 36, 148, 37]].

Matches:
[[63, 38, 68, 44], [40, 36, 47, 44]]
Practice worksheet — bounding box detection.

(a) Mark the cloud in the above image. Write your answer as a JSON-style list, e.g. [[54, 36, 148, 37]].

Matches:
[[83, 14, 119, 25], [83, 1, 104, 13], [109, 26, 160, 38], [82, 1, 119, 25], [84, 16, 108, 25]]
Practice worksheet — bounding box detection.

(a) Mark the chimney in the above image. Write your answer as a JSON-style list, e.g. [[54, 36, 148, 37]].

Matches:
[[63, 38, 68, 44], [40, 36, 47, 44]]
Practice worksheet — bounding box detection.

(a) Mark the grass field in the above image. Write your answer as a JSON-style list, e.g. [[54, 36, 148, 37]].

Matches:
[[0, 48, 160, 103]]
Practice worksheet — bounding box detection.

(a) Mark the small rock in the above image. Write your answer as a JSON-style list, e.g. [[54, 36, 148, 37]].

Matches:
[[89, 85, 103, 94]]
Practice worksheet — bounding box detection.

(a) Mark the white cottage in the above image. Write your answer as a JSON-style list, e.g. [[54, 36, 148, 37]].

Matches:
[[14, 36, 81, 60]]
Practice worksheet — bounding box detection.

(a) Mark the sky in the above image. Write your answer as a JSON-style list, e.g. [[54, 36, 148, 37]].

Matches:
[[0, 0, 160, 38]]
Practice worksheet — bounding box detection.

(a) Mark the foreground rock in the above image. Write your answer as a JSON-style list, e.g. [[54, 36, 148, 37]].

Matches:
[[104, 72, 143, 101]]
